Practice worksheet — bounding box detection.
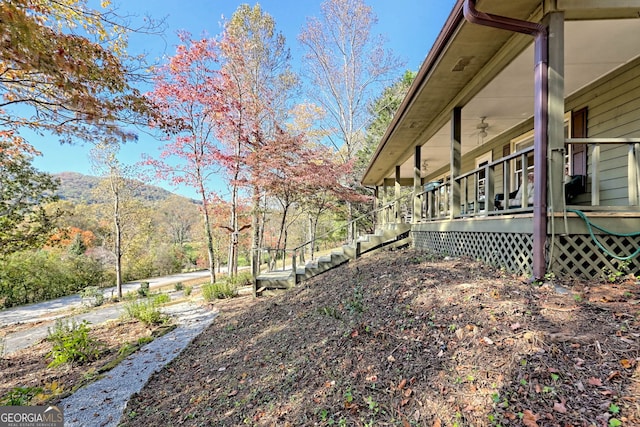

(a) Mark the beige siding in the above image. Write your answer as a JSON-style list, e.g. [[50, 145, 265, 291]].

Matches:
[[567, 56, 640, 206], [424, 57, 640, 208]]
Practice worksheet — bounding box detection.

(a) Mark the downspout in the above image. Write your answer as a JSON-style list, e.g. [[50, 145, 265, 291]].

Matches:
[[463, 0, 548, 280]]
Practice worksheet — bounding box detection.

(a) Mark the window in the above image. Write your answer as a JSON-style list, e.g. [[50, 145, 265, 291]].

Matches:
[[475, 152, 493, 202], [510, 113, 572, 190], [511, 131, 534, 191]]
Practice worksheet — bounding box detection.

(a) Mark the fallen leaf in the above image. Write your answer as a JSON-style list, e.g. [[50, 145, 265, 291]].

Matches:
[[620, 359, 633, 369], [522, 409, 539, 427], [398, 378, 407, 390], [482, 336, 494, 345], [553, 402, 567, 413], [504, 412, 516, 420], [606, 371, 621, 381], [432, 419, 441, 427], [387, 355, 396, 363], [227, 390, 237, 397], [511, 322, 521, 330], [588, 377, 603, 386]]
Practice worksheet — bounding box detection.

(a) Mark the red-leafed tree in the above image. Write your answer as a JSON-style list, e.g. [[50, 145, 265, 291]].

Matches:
[[252, 125, 367, 263], [250, 128, 309, 257], [145, 34, 226, 284], [217, 4, 297, 277], [300, 152, 367, 260]]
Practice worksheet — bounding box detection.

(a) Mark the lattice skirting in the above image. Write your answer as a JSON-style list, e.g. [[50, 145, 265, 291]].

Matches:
[[412, 230, 640, 280], [549, 234, 640, 280], [412, 231, 534, 276]]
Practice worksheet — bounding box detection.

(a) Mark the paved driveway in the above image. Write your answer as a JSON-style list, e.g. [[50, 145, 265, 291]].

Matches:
[[0, 270, 212, 354]]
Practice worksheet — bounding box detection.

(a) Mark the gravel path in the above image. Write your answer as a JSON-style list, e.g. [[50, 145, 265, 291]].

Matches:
[[59, 302, 218, 427]]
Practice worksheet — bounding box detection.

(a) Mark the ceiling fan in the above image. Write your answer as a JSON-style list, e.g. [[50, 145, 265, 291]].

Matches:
[[477, 117, 489, 138], [474, 116, 489, 144]]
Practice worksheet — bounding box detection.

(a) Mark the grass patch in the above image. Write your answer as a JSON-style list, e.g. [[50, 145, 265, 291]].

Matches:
[[123, 297, 169, 325], [46, 319, 103, 368], [201, 281, 238, 301]]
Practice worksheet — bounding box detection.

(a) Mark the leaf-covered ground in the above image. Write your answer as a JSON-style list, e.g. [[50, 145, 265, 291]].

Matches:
[[115, 248, 638, 426], [0, 318, 172, 406]]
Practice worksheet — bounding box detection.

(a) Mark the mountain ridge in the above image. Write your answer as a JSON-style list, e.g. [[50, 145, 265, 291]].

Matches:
[[53, 172, 193, 204]]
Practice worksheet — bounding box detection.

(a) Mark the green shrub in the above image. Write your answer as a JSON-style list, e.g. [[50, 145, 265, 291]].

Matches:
[[79, 286, 105, 307], [46, 319, 102, 368], [138, 282, 150, 297], [174, 282, 184, 291], [229, 271, 253, 287], [124, 299, 167, 325], [184, 286, 193, 296], [201, 281, 238, 301], [1, 386, 42, 406], [152, 293, 170, 305], [0, 250, 109, 308]]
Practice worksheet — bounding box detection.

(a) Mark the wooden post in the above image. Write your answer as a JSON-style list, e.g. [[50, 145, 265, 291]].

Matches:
[[450, 107, 462, 219], [382, 179, 389, 225], [547, 12, 566, 212], [395, 165, 401, 224], [292, 251, 298, 285], [252, 249, 258, 297], [591, 144, 600, 205], [413, 145, 422, 223], [629, 143, 639, 205]]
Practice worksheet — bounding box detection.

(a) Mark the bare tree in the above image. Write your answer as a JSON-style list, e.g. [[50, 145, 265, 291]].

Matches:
[[299, 0, 404, 240], [90, 143, 135, 298], [299, 0, 404, 162]]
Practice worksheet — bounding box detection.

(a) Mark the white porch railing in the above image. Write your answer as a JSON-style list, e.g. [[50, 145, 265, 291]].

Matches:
[[407, 138, 640, 222]]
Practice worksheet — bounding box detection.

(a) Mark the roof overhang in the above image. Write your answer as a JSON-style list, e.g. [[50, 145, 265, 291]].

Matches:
[[361, 0, 640, 186]]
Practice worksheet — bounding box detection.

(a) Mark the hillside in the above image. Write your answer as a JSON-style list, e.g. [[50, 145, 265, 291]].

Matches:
[[120, 248, 640, 426], [54, 172, 186, 204]]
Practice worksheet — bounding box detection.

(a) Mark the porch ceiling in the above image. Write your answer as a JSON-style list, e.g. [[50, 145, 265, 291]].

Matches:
[[362, 0, 640, 186]]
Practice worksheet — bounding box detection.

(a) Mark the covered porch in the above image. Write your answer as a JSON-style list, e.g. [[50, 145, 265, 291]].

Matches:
[[363, 0, 640, 280]]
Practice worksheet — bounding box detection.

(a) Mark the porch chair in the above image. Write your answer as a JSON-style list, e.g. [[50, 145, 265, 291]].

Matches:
[[494, 174, 587, 209]]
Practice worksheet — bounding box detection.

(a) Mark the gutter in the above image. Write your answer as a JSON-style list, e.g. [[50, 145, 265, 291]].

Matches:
[[463, 0, 548, 280]]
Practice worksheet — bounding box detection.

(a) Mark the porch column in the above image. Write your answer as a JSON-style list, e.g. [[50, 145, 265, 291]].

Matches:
[[395, 165, 401, 224], [382, 179, 389, 225], [413, 145, 422, 223], [450, 107, 462, 219], [547, 12, 565, 212], [373, 186, 380, 229]]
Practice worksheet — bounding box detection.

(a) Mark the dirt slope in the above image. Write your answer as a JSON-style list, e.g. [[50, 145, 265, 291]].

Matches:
[[121, 248, 640, 427]]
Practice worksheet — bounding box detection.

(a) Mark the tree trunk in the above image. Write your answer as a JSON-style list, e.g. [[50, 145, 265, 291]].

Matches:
[[250, 185, 261, 275], [228, 177, 239, 278], [347, 200, 354, 243], [275, 203, 289, 265], [202, 204, 216, 284], [113, 190, 123, 299]]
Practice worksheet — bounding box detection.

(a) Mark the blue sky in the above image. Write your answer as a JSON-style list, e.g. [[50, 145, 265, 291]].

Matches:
[[31, 0, 457, 199]]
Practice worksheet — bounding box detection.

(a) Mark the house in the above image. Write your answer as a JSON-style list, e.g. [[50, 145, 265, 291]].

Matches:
[[361, 0, 640, 280]]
